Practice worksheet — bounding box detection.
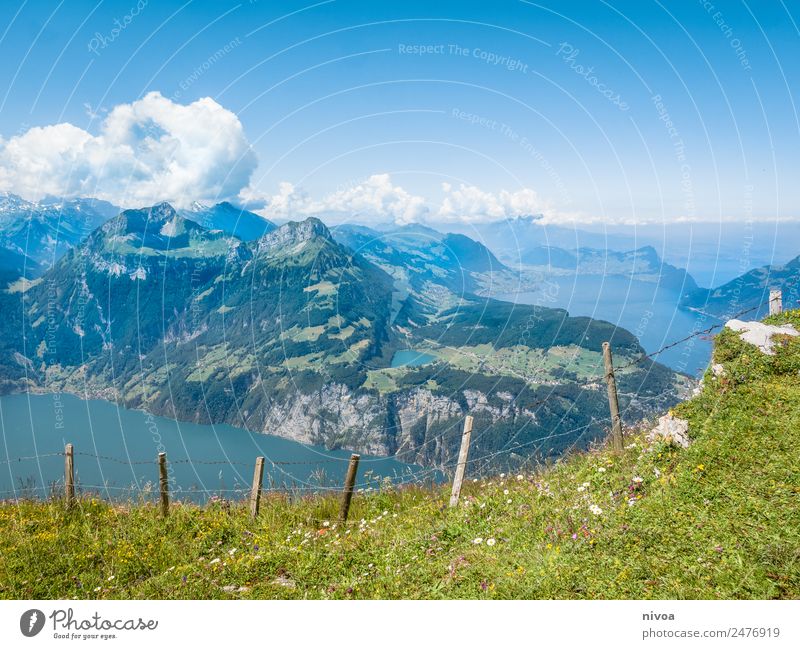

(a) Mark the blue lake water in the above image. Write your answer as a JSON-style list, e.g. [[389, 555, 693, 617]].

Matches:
[[390, 349, 437, 368], [493, 274, 721, 377], [0, 393, 430, 502]]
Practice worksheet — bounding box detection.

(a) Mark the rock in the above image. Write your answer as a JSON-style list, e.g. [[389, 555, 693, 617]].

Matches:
[[648, 413, 691, 448], [725, 319, 799, 355], [271, 575, 296, 588]]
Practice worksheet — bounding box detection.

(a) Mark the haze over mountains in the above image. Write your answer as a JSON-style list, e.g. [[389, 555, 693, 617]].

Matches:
[[0, 197, 691, 469]]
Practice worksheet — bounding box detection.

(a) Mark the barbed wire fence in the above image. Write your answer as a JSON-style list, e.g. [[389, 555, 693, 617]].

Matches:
[[0, 294, 783, 518]]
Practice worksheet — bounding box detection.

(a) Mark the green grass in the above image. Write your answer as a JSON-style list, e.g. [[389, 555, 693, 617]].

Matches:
[[2, 313, 799, 600]]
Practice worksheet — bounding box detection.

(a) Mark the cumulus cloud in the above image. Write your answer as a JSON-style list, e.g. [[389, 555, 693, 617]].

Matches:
[[255, 174, 428, 224], [0, 91, 256, 208], [315, 174, 428, 224], [437, 183, 550, 222]]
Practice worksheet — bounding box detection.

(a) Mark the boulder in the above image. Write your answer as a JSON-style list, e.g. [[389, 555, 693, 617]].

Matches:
[[648, 413, 691, 448], [725, 319, 799, 355]]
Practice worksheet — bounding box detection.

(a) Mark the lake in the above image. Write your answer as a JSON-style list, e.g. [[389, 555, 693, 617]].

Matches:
[[492, 274, 722, 377], [391, 349, 437, 368], [0, 393, 430, 502]]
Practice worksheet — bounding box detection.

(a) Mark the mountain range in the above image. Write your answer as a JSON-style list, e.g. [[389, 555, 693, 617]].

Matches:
[[681, 254, 800, 318], [0, 201, 688, 470]]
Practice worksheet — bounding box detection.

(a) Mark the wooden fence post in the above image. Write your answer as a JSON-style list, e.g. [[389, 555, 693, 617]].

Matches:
[[158, 452, 169, 517], [769, 288, 783, 315], [449, 415, 474, 507], [250, 456, 265, 518], [602, 342, 624, 452], [64, 443, 75, 507], [338, 453, 360, 523]]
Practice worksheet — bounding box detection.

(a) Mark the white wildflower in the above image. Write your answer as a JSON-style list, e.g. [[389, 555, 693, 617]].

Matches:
[[473, 537, 483, 544], [589, 504, 603, 516], [486, 538, 496, 546]]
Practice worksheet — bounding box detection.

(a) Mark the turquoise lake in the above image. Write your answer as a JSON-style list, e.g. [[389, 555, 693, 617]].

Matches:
[[390, 349, 437, 368], [0, 393, 429, 502]]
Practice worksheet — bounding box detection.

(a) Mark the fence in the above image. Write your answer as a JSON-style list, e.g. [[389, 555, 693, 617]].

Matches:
[[0, 292, 784, 514]]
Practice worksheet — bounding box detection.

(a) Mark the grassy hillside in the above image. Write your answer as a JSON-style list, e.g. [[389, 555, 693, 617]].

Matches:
[[1, 311, 799, 599]]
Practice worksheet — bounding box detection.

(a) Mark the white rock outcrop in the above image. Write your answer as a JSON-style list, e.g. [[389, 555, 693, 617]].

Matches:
[[725, 319, 799, 355], [647, 413, 691, 448]]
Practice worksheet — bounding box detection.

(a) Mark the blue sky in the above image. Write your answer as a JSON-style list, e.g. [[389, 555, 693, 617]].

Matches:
[[0, 0, 798, 223]]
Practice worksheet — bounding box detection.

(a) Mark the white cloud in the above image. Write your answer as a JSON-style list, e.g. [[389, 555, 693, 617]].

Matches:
[[315, 174, 428, 224], [0, 91, 256, 208], [437, 183, 551, 223], [255, 174, 428, 225]]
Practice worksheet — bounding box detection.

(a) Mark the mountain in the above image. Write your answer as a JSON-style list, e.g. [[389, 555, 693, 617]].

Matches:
[[0, 193, 119, 283], [522, 245, 698, 293], [681, 254, 800, 318], [182, 201, 276, 241], [1, 203, 689, 470], [331, 223, 510, 312]]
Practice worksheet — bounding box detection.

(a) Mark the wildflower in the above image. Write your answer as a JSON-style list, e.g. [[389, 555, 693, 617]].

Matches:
[[714, 545, 723, 553], [500, 473, 506, 478], [473, 478, 478, 482], [107, 575, 115, 581], [582, 482, 590, 487], [577, 486, 586, 492], [597, 467, 607, 473], [503, 489, 509, 495], [322, 521, 330, 527], [632, 476, 644, 484], [480, 580, 488, 591], [228, 548, 237, 556], [589, 504, 603, 516], [571, 533, 578, 540], [486, 538, 496, 546], [382, 511, 388, 516], [473, 537, 483, 545], [506, 499, 512, 504], [653, 467, 661, 478], [209, 558, 221, 565]]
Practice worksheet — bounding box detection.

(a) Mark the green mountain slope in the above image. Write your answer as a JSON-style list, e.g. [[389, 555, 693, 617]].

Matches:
[[1, 310, 796, 599]]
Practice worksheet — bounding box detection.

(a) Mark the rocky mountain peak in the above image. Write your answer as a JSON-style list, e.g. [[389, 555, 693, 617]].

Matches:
[[256, 217, 331, 254]]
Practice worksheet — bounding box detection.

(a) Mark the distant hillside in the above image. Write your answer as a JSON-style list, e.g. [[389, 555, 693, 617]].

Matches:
[[682, 254, 800, 318], [331, 223, 510, 311], [522, 245, 698, 293], [182, 201, 276, 241], [1, 203, 686, 470], [0, 193, 118, 279]]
